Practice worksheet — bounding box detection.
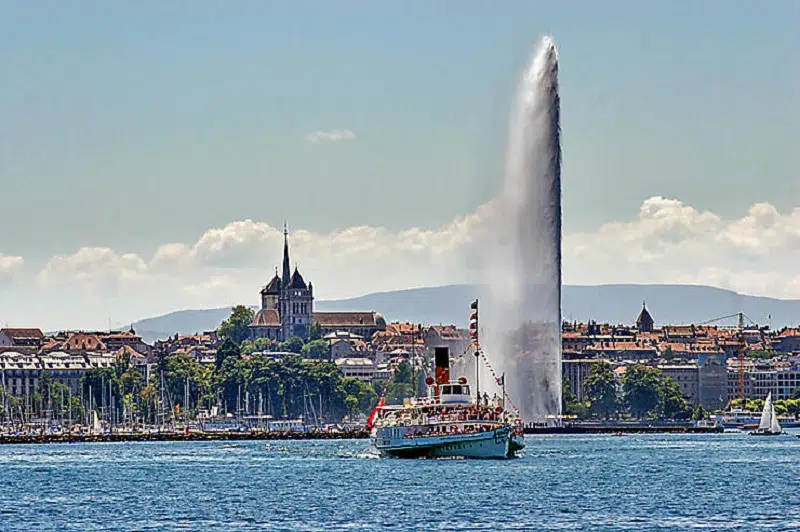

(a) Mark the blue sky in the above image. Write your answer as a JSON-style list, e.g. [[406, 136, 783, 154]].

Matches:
[[1, 2, 798, 329]]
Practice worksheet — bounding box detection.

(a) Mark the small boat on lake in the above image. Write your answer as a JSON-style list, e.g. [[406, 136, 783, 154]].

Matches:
[[750, 393, 784, 436]]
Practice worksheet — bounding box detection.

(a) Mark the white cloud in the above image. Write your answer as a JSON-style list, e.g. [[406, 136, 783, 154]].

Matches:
[[564, 196, 800, 298], [306, 129, 356, 144], [13, 196, 800, 328], [38, 247, 148, 287], [0, 254, 24, 285]]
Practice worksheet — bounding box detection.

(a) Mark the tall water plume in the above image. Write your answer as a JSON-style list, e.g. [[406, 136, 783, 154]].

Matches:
[[483, 36, 562, 424]]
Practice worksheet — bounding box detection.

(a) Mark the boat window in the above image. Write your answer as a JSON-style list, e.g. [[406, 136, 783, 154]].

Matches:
[[462, 385, 470, 396], [451, 385, 462, 395], [441, 385, 451, 394]]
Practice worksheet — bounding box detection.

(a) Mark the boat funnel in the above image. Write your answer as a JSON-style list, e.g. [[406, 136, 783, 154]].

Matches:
[[434, 347, 450, 387]]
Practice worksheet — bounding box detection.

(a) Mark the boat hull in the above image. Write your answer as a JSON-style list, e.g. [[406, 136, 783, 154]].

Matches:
[[374, 426, 521, 459]]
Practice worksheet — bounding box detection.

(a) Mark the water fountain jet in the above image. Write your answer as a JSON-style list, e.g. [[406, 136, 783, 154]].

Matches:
[[483, 36, 562, 424]]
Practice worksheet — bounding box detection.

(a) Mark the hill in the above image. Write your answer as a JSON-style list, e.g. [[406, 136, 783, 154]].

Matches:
[[131, 284, 800, 343]]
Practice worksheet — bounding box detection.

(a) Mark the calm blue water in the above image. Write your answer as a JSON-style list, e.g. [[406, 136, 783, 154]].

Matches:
[[1, 433, 798, 531]]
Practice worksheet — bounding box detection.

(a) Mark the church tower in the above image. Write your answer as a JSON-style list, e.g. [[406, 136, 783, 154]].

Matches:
[[278, 224, 315, 340], [281, 222, 291, 291]]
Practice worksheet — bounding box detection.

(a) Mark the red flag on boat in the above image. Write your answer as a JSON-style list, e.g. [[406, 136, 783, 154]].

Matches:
[[365, 396, 385, 432]]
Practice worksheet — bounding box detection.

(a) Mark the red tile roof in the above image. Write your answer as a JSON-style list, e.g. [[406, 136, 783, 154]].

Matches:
[[1, 328, 44, 339]]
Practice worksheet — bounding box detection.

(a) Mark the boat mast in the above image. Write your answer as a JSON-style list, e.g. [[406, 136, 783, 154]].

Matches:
[[470, 299, 480, 405]]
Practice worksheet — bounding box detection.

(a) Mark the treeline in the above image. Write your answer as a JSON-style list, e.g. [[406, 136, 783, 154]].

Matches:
[[0, 306, 402, 426], [563, 362, 800, 420], [563, 362, 698, 420]]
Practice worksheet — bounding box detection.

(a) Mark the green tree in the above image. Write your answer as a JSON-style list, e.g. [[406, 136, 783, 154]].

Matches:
[[774, 400, 789, 416], [385, 362, 414, 405], [584, 362, 618, 419], [747, 349, 787, 360], [561, 376, 587, 418], [692, 405, 708, 421], [784, 398, 800, 417], [215, 338, 240, 371], [240, 340, 255, 356], [302, 339, 330, 360], [309, 321, 322, 341], [657, 377, 692, 420], [371, 380, 388, 398], [253, 338, 271, 352], [280, 336, 305, 354], [623, 364, 662, 418], [218, 305, 255, 344], [344, 395, 359, 421]]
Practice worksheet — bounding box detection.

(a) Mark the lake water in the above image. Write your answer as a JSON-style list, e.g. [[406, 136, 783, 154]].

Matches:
[[1, 433, 798, 530]]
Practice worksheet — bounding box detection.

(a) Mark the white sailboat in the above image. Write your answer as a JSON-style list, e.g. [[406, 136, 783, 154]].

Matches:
[[750, 393, 783, 436], [91, 410, 103, 435]]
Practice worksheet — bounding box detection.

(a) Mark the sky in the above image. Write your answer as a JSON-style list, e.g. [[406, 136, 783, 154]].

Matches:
[[1, 1, 798, 330]]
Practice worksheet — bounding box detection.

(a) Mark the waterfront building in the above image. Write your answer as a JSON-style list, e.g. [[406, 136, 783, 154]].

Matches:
[[0, 351, 116, 397], [248, 225, 386, 342], [697, 352, 728, 409], [728, 360, 800, 401], [0, 328, 44, 349], [658, 364, 700, 407]]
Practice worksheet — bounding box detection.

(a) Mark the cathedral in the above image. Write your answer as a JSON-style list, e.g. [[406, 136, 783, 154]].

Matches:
[[249, 225, 385, 342]]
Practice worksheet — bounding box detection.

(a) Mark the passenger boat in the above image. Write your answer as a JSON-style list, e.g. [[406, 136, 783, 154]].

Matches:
[[369, 300, 524, 459]]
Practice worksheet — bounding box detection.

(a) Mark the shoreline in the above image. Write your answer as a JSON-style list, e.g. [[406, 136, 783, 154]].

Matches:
[[0, 423, 730, 445], [525, 424, 724, 434], [0, 430, 370, 445]]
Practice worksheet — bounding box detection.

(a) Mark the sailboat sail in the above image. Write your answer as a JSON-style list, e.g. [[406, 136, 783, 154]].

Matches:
[[758, 393, 772, 431], [770, 401, 782, 434], [92, 410, 102, 434]]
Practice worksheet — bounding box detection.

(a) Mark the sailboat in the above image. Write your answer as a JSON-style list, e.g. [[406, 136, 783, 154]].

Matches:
[[91, 410, 103, 435], [750, 393, 784, 436]]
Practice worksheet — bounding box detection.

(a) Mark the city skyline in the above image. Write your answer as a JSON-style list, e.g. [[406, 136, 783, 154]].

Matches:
[[2, 2, 798, 329]]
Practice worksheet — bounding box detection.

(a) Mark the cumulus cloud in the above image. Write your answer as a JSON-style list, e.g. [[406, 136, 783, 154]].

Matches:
[[306, 129, 356, 144], [0, 254, 24, 285], [38, 247, 148, 287], [564, 196, 800, 298], [16, 196, 800, 327]]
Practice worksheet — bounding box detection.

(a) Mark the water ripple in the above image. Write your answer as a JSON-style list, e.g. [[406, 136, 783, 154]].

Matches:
[[1, 434, 799, 531]]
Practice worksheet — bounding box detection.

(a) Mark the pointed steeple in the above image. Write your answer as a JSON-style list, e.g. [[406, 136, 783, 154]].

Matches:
[[281, 222, 291, 289]]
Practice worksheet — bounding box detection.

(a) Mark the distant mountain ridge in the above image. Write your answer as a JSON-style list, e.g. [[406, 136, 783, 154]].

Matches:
[[131, 284, 800, 343]]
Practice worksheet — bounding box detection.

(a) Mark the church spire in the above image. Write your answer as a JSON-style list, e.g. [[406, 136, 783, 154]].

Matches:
[[282, 222, 291, 288]]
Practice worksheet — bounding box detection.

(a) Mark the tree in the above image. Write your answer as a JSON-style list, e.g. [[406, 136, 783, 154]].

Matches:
[[747, 349, 787, 360], [309, 321, 322, 341], [692, 405, 708, 421], [215, 338, 240, 371], [371, 380, 388, 398], [623, 364, 662, 419], [280, 336, 304, 354], [302, 339, 330, 360], [657, 377, 692, 420], [584, 362, 618, 419], [218, 305, 255, 344], [344, 395, 359, 421], [253, 338, 271, 352], [385, 362, 414, 405], [561, 376, 587, 418], [240, 340, 255, 356]]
